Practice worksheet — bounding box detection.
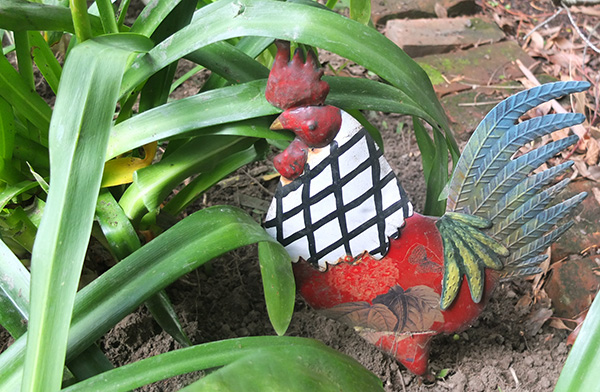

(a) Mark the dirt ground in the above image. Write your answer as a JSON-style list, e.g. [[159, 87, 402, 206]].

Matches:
[[86, 113, 570, 392], [1, 0, 597, 391]]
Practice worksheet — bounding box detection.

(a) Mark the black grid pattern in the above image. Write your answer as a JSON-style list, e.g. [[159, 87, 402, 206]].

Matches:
[[265, 125, 413, 269]]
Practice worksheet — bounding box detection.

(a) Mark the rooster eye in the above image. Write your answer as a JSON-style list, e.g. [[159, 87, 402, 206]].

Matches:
[[307, 120, 317, 131]]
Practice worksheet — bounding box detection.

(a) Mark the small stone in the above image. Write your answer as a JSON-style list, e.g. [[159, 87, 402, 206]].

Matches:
[[498, 356, 513, 370], [467, 377, 485, 392], [526, 369, 538, 383], [555, 342, 569, 356], [540, 376, 552, 389], [235, 327, 249, 336], [448, 370, 467, 391], [490, 333, 505, 345]]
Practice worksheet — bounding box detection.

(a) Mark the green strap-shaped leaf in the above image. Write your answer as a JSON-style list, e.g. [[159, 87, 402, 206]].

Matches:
[[191, 37, 273, 92], [349, 0, 371, 25], [107, 77, 439, 161], [258, 240, 294, 336], [28, 30, 62, 94], [0, 231, 114, 381], [0, 206, 294, 391], [58, 337, 382, 392], [138, 0, 196, 113], [555, 290, 600, 392], [0, 0, 103, 33], [186, 41, 270, 84], [119, 0, 450, 135], [0, 96, 15, 160], [129, 0, 184, 37], [96, 190, 192, 347], [163, 139, 267, 216], [0, 206, 37, 253], [0, 49, 51, 140], [119, 135, 256, 220], [0, 180, 39, 211], [0, 239, 29, 338], [325, 76, 439, 131], [414, 118, 449, 216], [95, 190, 141, 258], [13, 134, 49, 173], [107, 81, 280, 160], [21, 33, 152, 392], [94, 0, 119, 35], [185, 340, 382, 392], [13, 31, 34, 91]]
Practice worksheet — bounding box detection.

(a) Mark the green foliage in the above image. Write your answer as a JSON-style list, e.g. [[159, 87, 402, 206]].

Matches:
[[0, 0, 455, 390], [556, 291, 600, 391]]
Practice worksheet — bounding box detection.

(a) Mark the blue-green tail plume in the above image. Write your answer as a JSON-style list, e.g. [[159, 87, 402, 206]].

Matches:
[[437, 81, 590, 310]]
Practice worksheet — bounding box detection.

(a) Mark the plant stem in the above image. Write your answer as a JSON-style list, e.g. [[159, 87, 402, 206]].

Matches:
[[13, 32, 34, 91], [96, 0, 119, 34], [116, 0, 132, 29], [69, 0, 93, 42], [325, 0, 338, 8]]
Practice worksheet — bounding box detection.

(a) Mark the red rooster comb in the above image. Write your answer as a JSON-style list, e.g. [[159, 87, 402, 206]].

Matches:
[[265, 41, 330, 109]]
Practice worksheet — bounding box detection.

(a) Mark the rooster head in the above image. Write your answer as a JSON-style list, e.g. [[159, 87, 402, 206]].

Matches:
[[271, 105, 342, 148]]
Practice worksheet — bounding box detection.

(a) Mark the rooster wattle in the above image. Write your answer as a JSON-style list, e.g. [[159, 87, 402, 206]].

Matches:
[[263, 41, 589, 378]]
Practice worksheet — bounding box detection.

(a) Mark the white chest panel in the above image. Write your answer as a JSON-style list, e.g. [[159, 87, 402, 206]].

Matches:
[[264, 111, 413, 270]]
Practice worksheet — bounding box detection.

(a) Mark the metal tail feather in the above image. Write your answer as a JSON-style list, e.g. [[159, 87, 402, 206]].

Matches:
[[439, 81, 590, 308]]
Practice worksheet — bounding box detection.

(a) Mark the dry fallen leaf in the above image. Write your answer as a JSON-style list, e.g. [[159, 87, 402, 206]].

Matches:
[[551, 128, 571, 142], [516, 292, 533, 311], [567, 310, 589, 346], [549, 318, 573, 331], [528, 31, 545, 52], [585, 138, 600, 165], [525, 307, 553, 336], [434, 2, 447, 18], [549, 52, 586, 69], [592, 187, 600, 205], [551, 36, 577, 51], [571, 6, 600, 17]]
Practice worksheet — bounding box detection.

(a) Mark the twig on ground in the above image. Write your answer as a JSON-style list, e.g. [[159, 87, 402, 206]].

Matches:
[[398, 369, 407, 392], [563, 4, 600, 55], [524, 8, 564, 40], [583, 21, 600, 71], [560, 0, 600, 6], [509, 367, 520, 388], [242, 168, 275, 197], [458, 101, 503, 106]]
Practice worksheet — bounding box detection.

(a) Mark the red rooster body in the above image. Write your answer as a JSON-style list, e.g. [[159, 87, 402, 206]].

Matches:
[[293, 213, 492, 375], [263, 41, 589, 377]]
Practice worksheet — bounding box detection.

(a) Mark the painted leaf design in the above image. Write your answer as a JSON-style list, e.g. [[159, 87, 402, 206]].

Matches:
[[321, 301, 398, 332], [407, 244, 442, 274], [373, 285, 443, 332], [406, 285, 442, 309]]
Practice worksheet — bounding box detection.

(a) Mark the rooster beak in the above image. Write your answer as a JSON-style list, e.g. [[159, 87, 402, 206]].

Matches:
[[270, 115, 284, 130]]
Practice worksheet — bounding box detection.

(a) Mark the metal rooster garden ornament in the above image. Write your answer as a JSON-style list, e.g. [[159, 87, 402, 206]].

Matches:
[[263, 41, 589, 378]]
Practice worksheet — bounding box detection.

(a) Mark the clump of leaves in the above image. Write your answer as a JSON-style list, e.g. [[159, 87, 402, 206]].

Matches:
[[0, 0, 456, 390]]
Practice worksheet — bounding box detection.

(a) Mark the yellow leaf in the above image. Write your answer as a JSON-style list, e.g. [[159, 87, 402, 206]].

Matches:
[[101, 142, 157, 187]]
